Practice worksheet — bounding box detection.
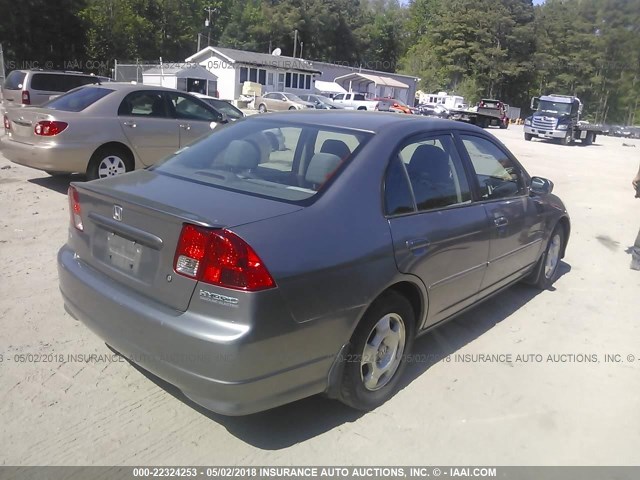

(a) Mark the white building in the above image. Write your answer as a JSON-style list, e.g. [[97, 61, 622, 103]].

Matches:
[[185, 46, 420, 104], [141, 64, 218, 96], [185, 47, 321, 101]]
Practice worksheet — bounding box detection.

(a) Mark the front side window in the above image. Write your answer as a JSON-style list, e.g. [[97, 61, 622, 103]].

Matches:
[[168, 93, 219, 121], [460, 135, 525, 200], [398, 135, 471, 211], [4, 71, 26, 90], [154, 120, 371, 203], [118, 91, 167, 118]]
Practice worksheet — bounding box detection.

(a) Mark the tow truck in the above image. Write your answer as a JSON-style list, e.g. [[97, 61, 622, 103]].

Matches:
[[449, 99, 509, 129], [524, 94, 603, 145]]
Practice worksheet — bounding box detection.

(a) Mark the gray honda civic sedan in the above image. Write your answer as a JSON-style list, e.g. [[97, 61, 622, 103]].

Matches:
[[58, 111, 570, 415]]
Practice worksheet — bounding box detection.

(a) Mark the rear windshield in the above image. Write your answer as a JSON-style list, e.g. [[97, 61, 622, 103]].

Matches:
[[30, 73, 101, 92], [4, 71, 27, 90], [154, 119, 372, 203], [44, 86, 114, 112]]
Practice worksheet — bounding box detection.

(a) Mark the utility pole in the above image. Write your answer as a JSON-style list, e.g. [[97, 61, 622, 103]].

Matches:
[[293, 29, 298, 58], [204, 6, 216, 47]]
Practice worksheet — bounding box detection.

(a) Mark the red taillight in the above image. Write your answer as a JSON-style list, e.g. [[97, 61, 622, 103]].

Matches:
[[174, 224, 275, 291], [22, 91, 31, 105], [34, 121, 68, 136], [67, 186, 83, 231], [3, 115, 10, 131]]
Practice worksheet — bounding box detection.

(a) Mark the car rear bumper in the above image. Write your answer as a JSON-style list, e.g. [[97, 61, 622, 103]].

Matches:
[[524, 126, 566, 139], [57, 245, 338, 415], [0, 135, 91, 173]]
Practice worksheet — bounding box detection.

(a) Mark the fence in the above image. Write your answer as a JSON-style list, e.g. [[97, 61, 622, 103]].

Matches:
[[113, 60, 162, 83]]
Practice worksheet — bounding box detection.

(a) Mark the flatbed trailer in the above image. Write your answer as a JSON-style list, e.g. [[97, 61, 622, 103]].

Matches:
[[449, 99, 509, 129]]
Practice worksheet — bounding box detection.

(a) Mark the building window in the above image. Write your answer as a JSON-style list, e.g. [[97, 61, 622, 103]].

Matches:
[[305, 75, 311, 90], [249, 68, 257, 82], [285, 73, 291, 88], [277, 73, 285, 91], [240, 67, 248, 83], [259, 69, 266, 85], [267, 72, 274, 86], [292, 73, 298, 89]]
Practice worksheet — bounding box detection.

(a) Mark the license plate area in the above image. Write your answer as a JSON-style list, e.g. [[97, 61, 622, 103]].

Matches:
[[107, 232, 142, 274]]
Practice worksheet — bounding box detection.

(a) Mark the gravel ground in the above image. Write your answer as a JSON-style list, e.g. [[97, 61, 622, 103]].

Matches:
[[0, 125, 639, 466]]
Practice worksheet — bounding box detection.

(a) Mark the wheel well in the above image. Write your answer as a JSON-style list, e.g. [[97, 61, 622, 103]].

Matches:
[[556, 216, 571, 257], [92, 142, 135, 166], [386, 281, 424, 328]]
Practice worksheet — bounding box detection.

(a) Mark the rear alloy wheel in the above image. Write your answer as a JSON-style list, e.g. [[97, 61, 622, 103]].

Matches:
[[529, 225, 565, 289], [339, 291, 415, 411], [87, 147, 133, 181], [258, 104, 267, 113]]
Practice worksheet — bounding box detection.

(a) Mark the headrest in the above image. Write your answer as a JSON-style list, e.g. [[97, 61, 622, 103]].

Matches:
[[224, 140, 261, 170], [305, 152, 341, 186]]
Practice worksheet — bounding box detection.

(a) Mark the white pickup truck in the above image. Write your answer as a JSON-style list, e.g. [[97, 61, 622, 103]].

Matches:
[[331, 93, 379, 111]]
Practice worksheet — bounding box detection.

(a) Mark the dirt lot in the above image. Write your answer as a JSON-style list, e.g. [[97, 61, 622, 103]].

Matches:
[[1, 125, 639, 466]]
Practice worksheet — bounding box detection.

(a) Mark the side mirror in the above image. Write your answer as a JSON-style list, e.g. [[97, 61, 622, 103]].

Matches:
[[219, 112, 229, 124], [530, 97, 540, 110], [530, 176, 554, 195]]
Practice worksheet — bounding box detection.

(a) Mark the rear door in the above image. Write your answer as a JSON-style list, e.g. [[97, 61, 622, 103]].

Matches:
[[458, 133, 545, 295], [166, 92, 220, 147], [117, 90, 179, 166], [385, 133, 490, 326]]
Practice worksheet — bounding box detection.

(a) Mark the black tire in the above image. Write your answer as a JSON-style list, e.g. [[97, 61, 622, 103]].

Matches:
[[524, 133, 533, 141], [288, 106, 296, 110], [559, 134, 571, 146], [339, 291, 416, 411], [528, 225, 565, 289], [582, 132, 593, 146], [258, 104, 267, 113], [86, 146, 133, 181]]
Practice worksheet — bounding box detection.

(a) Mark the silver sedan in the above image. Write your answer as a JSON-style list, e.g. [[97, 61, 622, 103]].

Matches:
[[1, 83, 227, 180]]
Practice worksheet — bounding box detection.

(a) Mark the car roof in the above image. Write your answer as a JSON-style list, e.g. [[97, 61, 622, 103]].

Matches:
[[78, 82, 180, 92], [246, 110, 485, 134]]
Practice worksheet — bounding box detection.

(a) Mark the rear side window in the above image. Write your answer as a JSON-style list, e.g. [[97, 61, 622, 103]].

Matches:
[[398, 135, 471, 211], [154, 120, 372, 203], [44, 86, 114, 112], [118, 91, 167, 118], [354, 94, 366, 101], [4, 71, 26, 90]]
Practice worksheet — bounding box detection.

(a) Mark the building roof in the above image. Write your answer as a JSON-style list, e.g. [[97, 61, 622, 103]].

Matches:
[[309, 60, 420, 82], [314, 80, 347, 94], [142, 64, 218, 80], [334, 72, 409, 89], [186, 47, 322, 74]]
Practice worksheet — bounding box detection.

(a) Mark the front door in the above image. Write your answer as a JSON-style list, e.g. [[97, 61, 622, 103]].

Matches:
[[385, 134, 490, 326], [166, 92, 220, 147]]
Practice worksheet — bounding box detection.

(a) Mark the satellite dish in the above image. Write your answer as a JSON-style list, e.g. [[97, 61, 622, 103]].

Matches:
[[272, 48, 282, 56]]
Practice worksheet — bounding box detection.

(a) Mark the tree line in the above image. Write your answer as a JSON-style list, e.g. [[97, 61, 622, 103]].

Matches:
[[0, 0, 638, 123]]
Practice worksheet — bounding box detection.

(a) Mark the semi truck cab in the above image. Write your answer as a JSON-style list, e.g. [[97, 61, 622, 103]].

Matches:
[[524, 94, 597, 145]]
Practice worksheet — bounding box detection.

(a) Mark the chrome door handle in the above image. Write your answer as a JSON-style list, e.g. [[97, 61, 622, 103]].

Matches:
[[406, 238, 430, 251], [494, 216, 509, 227], [123, 121, 136, 128], [179, 124, 191, 130]]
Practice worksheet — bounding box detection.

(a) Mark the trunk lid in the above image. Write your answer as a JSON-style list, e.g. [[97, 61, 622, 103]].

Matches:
[[6, 107, 58, 145], [72, 169, 302, 311]]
